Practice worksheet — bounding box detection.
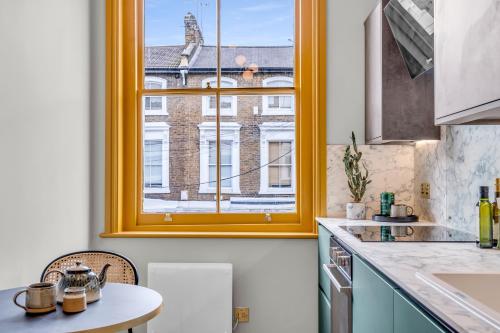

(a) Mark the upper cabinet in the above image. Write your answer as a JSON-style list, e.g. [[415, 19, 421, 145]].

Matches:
[[365, 0, 439, 143], [435, 0, 500, 124]]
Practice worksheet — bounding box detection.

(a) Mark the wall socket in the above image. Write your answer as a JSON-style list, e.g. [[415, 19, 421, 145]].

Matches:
[[234, 307, 249, 323], [421, 183, 430, 199]]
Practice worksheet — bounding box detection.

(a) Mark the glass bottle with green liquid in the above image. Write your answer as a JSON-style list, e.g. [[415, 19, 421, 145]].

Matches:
[[479, 186, 493, 248], [494, 178, 500, 248]]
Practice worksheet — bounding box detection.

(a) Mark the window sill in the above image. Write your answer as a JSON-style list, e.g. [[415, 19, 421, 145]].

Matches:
[[202, 109, 237, 117], [100, 231, 317, 239], [259, 189, 295, 195], [144, 111, 168, 116], [198, 189, 241, 194], [144, 188, 170, 194], [261, 109, 295, 116]]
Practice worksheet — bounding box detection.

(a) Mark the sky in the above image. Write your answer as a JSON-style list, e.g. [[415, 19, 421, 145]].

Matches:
[[145, 0, 294, 46]]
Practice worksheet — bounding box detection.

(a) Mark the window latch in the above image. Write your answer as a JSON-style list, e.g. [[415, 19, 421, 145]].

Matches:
[[264, 213, 272, 223], [164, 213, 173, 222]]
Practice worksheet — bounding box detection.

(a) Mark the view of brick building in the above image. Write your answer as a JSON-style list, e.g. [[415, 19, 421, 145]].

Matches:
[[143, 13, 295, 213]]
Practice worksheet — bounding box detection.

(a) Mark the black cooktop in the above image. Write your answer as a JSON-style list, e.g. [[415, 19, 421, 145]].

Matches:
[[339, 225, 476, 242]]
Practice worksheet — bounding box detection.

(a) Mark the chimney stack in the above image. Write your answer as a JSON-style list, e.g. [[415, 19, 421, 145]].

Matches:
[[184, 12, 204, 46]]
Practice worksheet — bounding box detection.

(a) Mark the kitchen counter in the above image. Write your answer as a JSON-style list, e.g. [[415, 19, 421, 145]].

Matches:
[[317, 217, 500, 333]]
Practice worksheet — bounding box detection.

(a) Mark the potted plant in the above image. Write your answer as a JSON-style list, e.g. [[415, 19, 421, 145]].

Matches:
[[343, 132, 371, 219]]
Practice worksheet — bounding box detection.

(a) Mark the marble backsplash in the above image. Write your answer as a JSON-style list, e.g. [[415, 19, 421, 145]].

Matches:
[[327, 145, 414, 218], [327, 126, 500, 235], [415, 126, 500, 235]]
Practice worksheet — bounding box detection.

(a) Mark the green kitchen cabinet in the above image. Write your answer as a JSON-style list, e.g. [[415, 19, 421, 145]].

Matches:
[[319, 288, 331, 333], [352, 255, 394, 333], [394, 289, 447, 333], [317, 223, 451, 333], [318, 224, 332, 298]]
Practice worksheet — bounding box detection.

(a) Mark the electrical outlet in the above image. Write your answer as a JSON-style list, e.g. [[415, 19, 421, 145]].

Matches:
[[421, 183, 430, 199], [234, 307, 249, 323]]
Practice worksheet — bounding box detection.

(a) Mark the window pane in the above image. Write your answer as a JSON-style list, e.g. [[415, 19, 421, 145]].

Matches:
[[220, 0, 295, 87], [144, 140, 163, 187], [264, 93, 294, 115], [219, 95, 295, 213], [208, 141, 217, 165], [269, 166, 292, 188], [144, 97, 152, 110], [266, 79, 292, 88], [209, 96, 217, 109], [280, 96, 292, 108], [203, 79, 235, 114], [142, 95, 217, 213], [218, 133, 235, 192], [149, 97, 162, 110], [220, 96, 232, 109], [269, 142, 280, 162], [144, 0, 217, 89], [279, 142, 292, 164], [209, 166, 217, 186], [145, 81, 162, 89], [220, 141, 232, 165], [269, 166, 279, 187], [221, 166, 232, 188], [207, 96, 233, 110], [268, 96, 280, 108], [208, 140, 232, 189], [267, 96, 292, 109], [268, 141, 292, 188], [143, 95, 165, 113], [279, 166, 292, 186]]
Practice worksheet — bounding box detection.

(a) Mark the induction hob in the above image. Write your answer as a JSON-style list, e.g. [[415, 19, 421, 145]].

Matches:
[[339, 225, 476, 242]]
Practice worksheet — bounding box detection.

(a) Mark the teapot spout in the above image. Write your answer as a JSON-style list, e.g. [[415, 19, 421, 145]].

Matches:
[[98, 264, 111, 288]]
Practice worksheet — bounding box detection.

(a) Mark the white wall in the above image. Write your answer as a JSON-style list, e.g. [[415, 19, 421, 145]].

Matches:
[[328, 0, 380, 144], [0, 0, 90, 288]]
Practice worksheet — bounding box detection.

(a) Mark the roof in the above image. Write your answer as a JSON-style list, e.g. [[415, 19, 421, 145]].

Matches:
[[145, 45, 185, 68], [145, 45, 293, 71], [191, 46, 293, 69]]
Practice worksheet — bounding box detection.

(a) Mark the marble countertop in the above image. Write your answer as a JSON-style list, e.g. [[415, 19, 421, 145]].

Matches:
[[317, 217, 500, 333]]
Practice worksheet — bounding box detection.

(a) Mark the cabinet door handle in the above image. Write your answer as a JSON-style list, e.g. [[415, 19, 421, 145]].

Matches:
[[322, 264, 352, 295]]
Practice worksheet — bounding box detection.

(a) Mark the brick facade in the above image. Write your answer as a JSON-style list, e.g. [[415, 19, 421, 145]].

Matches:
[[144, 13, 295, 206], [144, 71, 294, 202]]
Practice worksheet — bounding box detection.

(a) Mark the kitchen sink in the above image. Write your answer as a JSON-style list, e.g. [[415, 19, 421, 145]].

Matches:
[[432, 273, 500, 312], [417, 272, 500, 330]]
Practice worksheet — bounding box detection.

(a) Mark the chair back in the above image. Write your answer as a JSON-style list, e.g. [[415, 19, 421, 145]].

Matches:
[[41, 250, 138, 285]]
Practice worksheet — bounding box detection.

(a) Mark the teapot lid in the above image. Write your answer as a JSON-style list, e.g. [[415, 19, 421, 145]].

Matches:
[[66, 261, 91, 274]]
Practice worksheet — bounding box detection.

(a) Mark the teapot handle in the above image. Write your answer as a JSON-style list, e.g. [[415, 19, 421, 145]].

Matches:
[[42, 270, 64, 282]]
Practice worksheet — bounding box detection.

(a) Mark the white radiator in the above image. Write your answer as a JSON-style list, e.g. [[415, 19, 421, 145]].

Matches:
[[147, 263, 233, 333]]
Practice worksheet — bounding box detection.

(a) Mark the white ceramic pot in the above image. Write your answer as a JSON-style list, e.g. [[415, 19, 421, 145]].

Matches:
[[346, 202, 366, 220]]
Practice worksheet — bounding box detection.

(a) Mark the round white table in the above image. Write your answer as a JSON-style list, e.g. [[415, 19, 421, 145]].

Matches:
[[0, 283, 163, 332]]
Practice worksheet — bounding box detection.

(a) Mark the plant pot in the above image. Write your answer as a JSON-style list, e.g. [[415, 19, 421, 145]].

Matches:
[[346, 202, 366, 220]]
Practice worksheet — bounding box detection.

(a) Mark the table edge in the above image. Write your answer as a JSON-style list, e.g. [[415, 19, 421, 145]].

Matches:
[[70, 301, 163, 333]]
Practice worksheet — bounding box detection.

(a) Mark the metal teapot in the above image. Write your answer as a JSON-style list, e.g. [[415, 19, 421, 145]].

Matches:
[[44, 262, 111, 303]]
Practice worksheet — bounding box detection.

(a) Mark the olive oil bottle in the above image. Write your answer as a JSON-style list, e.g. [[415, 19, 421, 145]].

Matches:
[[495, 179, 500, 248], [479, 186, 493, 248]]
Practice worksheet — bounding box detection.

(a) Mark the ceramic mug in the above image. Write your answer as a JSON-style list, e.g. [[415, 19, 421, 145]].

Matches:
[[13, 282, 56, 313], [391, 226, 415, 237], [390, 204, 414, 218]]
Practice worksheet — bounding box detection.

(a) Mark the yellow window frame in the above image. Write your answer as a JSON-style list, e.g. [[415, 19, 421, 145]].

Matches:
[[102, 0, 326, 238]]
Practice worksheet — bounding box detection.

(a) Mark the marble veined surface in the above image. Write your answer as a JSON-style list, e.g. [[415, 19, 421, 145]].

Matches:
[[327, 145, 414, 218], [415, 126, 500, 235], [318, 217, 500, 333]]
